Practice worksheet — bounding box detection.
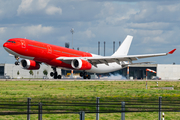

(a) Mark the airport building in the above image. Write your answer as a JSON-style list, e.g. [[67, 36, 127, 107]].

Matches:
[[117, 64, 180, 80], [0, 63, 61, 79], [0, 63, 179, 80]]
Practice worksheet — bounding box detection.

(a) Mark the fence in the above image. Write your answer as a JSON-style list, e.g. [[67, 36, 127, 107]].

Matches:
[[0, 96, 180, 120]]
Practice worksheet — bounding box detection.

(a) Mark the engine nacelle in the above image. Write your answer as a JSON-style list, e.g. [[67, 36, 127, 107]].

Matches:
[[71, 59, 92, 70], [21, 59, 40, 70]]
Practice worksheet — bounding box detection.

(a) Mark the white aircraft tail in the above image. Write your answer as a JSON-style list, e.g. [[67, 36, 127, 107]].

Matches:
[[112, 35, 133, 56]]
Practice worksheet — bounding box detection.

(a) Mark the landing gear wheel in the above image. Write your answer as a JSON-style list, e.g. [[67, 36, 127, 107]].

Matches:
[[80, 72, 84, 77], [87, 75, 91, 79], [54, 75, 57, 79], [51, 67, 61, 79], [54, 72, 57, 76], [81, 71, 89, 79], [15, 61, 19, 65], [58, 75, 61, 79], [54, 72, 58, 79], [50, 72, 54, 77]]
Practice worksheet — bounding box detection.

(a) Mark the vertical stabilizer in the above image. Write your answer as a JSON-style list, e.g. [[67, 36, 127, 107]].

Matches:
[[112, 35, 133, 56]]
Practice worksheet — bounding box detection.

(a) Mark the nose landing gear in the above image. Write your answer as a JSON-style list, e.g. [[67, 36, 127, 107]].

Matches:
[[50, 67, 61, 79], [14, 56, 20, 65]]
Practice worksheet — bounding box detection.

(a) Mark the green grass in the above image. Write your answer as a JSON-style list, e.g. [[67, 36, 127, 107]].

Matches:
[[0, 80, 180, 119]]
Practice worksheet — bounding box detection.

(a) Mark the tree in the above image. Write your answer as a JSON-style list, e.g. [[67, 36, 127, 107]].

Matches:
[[17, 71, 20, 76], [37, 71, 39, 78], [43, 69, 48, 76], [29, 70, 34, 76]]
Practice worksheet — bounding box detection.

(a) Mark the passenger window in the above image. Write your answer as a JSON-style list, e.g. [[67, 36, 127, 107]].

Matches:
[[7, 41, 16, 43]]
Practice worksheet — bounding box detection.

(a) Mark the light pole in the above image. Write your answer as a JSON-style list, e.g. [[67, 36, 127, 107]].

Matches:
[[70, 28, 74, 78], [70, 28, 74, 49]]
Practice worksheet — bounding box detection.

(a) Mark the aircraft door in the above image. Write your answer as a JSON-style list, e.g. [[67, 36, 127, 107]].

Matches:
[[20, 40, 26, 48], [47, 45, 52, 54]]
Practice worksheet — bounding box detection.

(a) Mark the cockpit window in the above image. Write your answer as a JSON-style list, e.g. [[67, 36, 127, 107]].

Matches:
[[7, 41, 16, 43]]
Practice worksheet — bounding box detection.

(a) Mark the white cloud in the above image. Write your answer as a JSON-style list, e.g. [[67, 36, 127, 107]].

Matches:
[[45, 6, 62, 15], [37, 0, 49, 10], [128, 22, 170, 30], [0, 27, 6, 34], [22, 24, 53, 36], [132, 2, 180, 23], [95, 2, 138, 26], [57, 36, 68, 43], [157, 3, 180, 12], [74, 29, 96, 44], [142, 36, 166, 44], [81, 29, 96, 38], [103, 2, 114, 15], [95, 2, 114, 18], [17, 0, 33, 15], [85, 29, 96, 38], [17, 0, 62, 15]]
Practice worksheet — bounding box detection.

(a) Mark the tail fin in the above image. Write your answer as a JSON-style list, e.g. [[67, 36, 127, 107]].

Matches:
[[112, 35, 133, 56]]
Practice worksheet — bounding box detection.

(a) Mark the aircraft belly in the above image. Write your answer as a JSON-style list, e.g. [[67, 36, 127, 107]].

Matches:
[[4, 47, 34, 60], [87, 63, 122, 73]]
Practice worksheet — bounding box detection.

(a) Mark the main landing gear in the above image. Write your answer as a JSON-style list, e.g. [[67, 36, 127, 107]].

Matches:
[[14, 56, 20, 65], [80, 71, 91, 79], [50, 67, 61, 79]]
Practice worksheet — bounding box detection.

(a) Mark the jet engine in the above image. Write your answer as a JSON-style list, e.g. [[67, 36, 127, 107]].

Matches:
[[71, 59, 92, 70], [21, 59, 40, 70]]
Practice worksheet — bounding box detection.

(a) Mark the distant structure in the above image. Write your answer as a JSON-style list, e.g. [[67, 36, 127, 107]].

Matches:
[[104, 41, 106, 56], [113, 41, 115, 53], [70, 28, 74, 49], [65, 42, 70, 48], [0, 64, 61, 79], [97, 40, 121, 55], [98, 41, 100, 55]]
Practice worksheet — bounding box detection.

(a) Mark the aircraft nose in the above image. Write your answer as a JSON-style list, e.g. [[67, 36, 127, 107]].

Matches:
[[3, 42, 8, 48]]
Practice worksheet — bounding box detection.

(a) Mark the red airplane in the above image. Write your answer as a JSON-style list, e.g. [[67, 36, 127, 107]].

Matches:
[[3, 35, 176, 79]]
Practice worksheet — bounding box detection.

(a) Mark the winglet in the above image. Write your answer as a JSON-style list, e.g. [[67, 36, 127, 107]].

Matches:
[[168, 49, 176, 54]]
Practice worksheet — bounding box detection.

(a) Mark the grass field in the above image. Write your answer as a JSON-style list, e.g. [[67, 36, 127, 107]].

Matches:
[[0, 80, 180, 120]]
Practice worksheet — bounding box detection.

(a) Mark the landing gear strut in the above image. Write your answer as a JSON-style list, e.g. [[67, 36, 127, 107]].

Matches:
[[14, 56, 20, 65], [50, 67, 61, 79], [80, 71, 91, 79]]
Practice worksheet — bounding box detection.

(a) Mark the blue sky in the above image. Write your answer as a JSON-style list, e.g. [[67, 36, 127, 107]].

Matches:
[[0, 0, 179, 64]]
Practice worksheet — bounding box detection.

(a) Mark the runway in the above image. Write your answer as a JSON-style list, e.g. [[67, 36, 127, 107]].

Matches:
[[0, 78, 179, 81]]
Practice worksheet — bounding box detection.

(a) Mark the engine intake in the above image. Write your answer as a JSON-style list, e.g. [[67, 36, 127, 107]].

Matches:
[[21, 59, 40, 70], [71, 59, 91, 70]]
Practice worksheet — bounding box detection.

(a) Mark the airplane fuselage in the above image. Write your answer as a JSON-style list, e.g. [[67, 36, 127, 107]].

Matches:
[[3, 38, 123, 73]]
